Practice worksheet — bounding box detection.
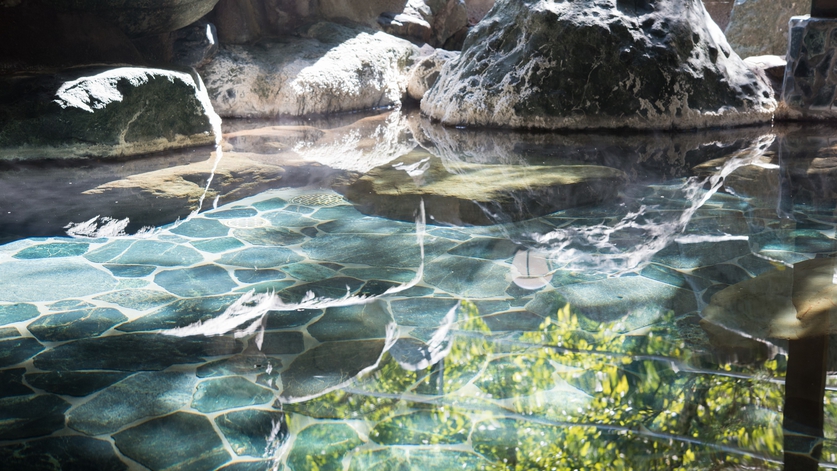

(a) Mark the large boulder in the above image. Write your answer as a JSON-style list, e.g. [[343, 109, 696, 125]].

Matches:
[[199, 22, 419, 118], [0, 67, 219, 160], [407, 48, 460, 100], [380, 0, 469, 47], [42, 0, 221, 37], [422, 0, 776, 130], [725, 0, 810, 58]]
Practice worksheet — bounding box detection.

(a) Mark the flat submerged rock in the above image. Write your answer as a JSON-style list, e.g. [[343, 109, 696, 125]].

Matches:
[[338, 155, 627, 225]]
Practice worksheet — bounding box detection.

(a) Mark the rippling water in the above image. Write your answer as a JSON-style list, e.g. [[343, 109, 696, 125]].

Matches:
[[1, 109, 837, 470]]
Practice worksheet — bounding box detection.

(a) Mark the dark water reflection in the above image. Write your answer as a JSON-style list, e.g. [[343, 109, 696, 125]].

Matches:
[[2, 110, 837, 469]]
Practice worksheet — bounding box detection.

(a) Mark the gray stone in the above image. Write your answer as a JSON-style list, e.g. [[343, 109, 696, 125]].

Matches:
[[0, 436, 126, 471], [27, 308, 127, 342], [47, 299, 96, 311], [95, 290, 177, 311], [0, 368, 33, 397], [281, 340, 387, 401], [215, 409, 286, 457], [726, 0, 810, 57], [0, 327, 19, 339], [25, 371, 130, 397], [308, 302, 393, 342], [380, 0, 468, 47], [422, 0, 775, 130], [0, 303, 39, 325], [0, 337, 44, 368], [154, 265, 237, 297], [33, 334, 240, 371], [118, 295, 240, 332], [407, 48, 459, 101], [337, 155, 627, 225], [0, 259, 117, 302], [192, 376, 275, 413], [0, 394, 70, 440], [68, 371, 197, 435], [113, 412, 230, 470], [199, 22, 419, 117], [0, 67, 219, 160], [217, 247, 303, 268]]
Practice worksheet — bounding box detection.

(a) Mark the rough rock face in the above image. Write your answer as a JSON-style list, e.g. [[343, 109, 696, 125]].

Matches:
[[422, 0, 776, 130], [42, 0, 221, 37], [725, 0, 810, 58], [407, 49, 460, 100], [379, 0, 469, 47], [200, 22, 419, 118], [0, 67, 219, 160]]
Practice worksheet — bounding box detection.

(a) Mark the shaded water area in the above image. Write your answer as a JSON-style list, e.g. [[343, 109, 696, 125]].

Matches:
[[4, 109, 837, 470]]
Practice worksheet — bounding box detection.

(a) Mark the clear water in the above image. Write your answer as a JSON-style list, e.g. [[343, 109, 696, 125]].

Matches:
[[1, 109, 837, 470]]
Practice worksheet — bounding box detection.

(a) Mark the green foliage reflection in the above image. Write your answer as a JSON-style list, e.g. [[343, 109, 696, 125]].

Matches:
[[283, 300, 789, 470]]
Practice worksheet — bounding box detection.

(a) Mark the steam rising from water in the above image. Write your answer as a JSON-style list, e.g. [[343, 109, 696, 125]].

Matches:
[[533, 135, 776, 275]]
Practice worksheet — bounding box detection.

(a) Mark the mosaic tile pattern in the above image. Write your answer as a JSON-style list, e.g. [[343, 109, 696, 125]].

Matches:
[[0, 172, 833, 470]]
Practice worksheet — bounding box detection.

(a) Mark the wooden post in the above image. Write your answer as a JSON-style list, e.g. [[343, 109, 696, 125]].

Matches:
[[783, 336, 828, 471]]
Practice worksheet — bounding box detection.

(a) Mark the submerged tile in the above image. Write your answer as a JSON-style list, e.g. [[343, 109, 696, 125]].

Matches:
[[95, 289, 177, 311], [281, 340, 386, 401], [233, 227, 306, 247], [191, 237, 246, 253], [27, 308, 127, 342], [482, 309, 545, 332], [0, 260, 117, 302], [25, 371, 130, 397], [154, 265, 238, 297], [0, 303, 39, 325], [692, 263, 752, 286], [0, 337, 44, 368], [33, 334, 241, 372], [47, 299, 96, 311], [215, 409, 286, 457], [196, 354, 283, 378], [302, 234, 454, 267], [308, 302, 392, 342], [0, 394, 70, 440], [339, 267, 417, 283], [264, 309, 322, 329], [261, 211, 318, 228], [13, 242, 89, 259], [282, 262, 337, 282], [113, 241, 204, 267], [103, 264, 157, 278], [83, 239, 134, 263], [390, 298, 459, 327], [169, 217, 230, 238], [252, 197, 287, 211], [278, 277, 364, 303], [217, 247, 304, 269], [234, 269, 286, 284], [118, 295, 240, 332], [0, 436, 126, 471], [256, 332, 306, 355], [205, 208, 259, 219], [217, 461, 274, 471], [288, 423, 362, 471], [0, 368, 33, 397], [447, 237, 519, 260], [424, 256, 509, 298], [68, 371, 197, 436], [236, 280, 296, 294], [113, 412, 230, 471], [192, 376, 275, 413], [0, 327, 19, 339]]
